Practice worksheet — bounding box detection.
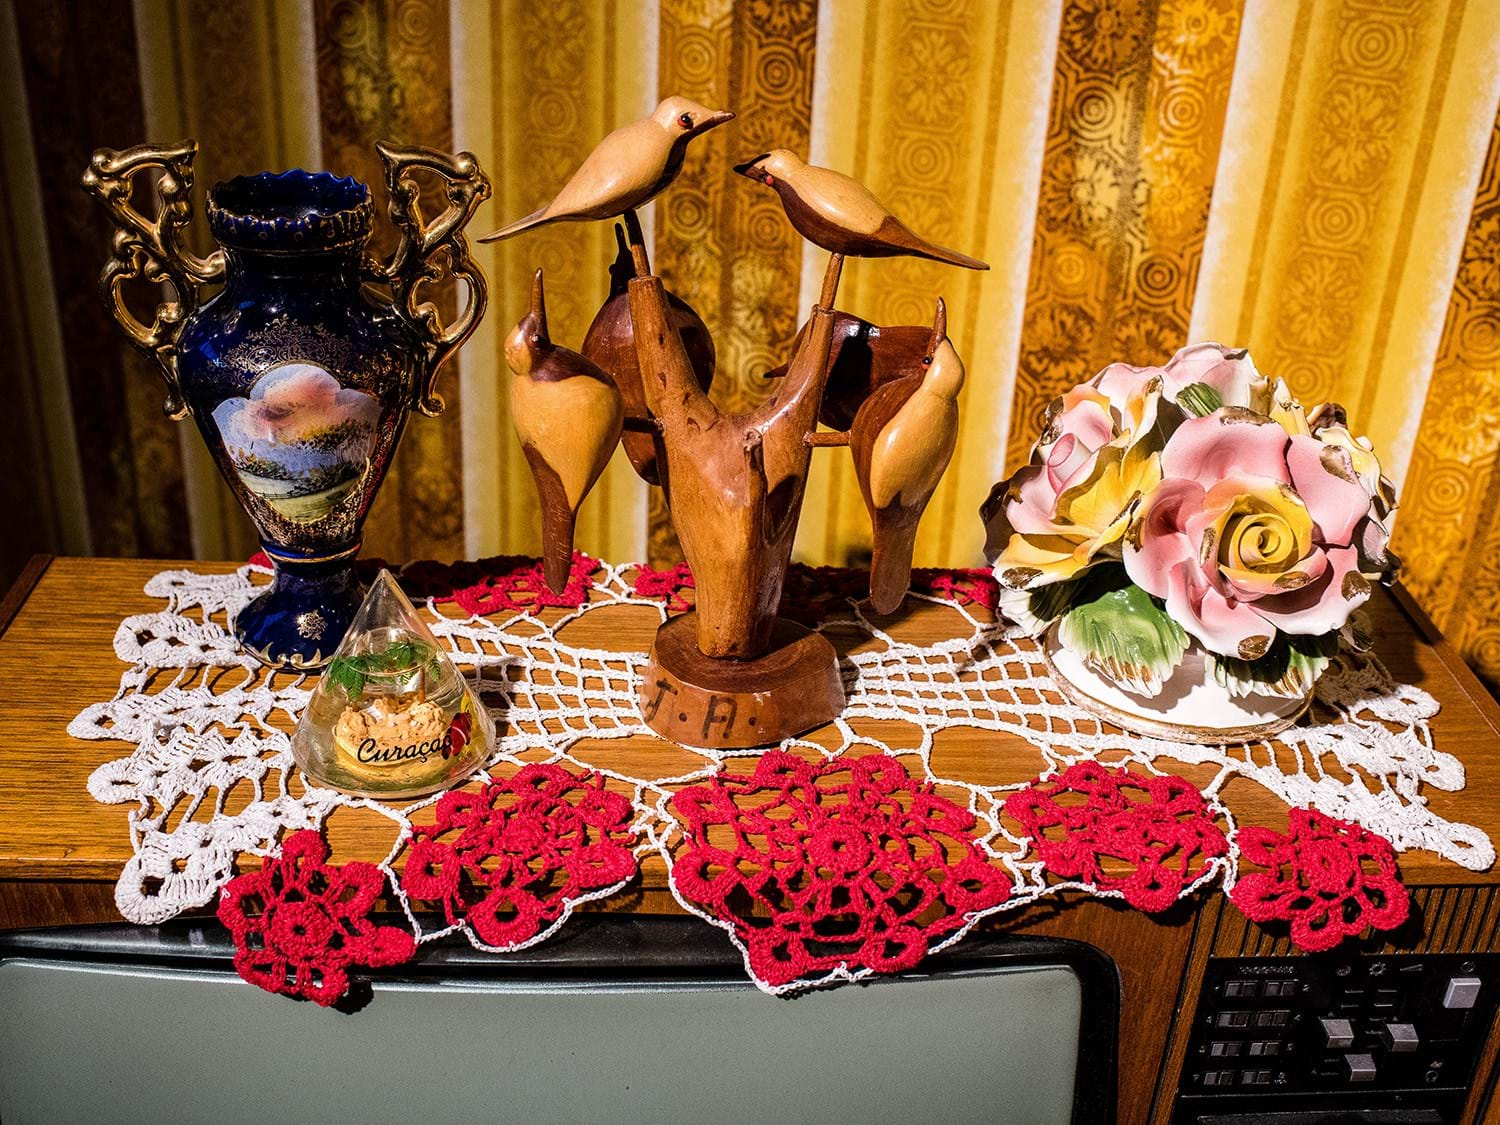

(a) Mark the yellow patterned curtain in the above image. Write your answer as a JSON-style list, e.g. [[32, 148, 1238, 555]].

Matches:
[[5, 0, 1500, 690]]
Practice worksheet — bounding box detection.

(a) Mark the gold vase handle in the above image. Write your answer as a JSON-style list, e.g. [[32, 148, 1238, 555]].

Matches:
[[372, 142, 492, 417], [81, 140, 224, 420]]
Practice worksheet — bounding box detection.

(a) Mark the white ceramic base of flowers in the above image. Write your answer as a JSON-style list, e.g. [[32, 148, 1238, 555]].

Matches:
[[1041, 623, 1310, 744]]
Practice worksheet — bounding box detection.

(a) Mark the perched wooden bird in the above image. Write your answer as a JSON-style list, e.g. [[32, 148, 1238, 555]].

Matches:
[[850, 298, 965, 614], [480, 97, 735, 242], [733, 150, 988, 270], [505, 269, 624, 593]]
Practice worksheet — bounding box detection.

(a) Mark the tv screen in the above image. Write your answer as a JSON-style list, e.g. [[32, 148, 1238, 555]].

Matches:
[[0, 918, 1117, 1125]]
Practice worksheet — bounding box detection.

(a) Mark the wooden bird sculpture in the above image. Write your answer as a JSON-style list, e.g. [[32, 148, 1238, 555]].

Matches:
[[505, 269, 624, 593], [733, 150, 988, 270], [480, 97, 735, 242], [850, 298, 965, 613]]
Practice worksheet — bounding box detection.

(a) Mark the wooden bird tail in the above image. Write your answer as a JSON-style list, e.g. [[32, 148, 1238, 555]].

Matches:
[[869, 507, 921, 615], [912, 241, 989, 271], [875, 216, 988, 270], [479, 205, 551, 243], [541, 508, 578, 595], [521, 445, 578, 594]]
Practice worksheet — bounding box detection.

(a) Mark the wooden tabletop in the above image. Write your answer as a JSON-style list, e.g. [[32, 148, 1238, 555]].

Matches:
[[2, 556, 1499, 894]]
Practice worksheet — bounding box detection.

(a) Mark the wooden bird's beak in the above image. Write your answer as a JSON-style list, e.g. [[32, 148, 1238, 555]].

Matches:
[[692, 109, 736, 136], [927, 297, 947, 353], [530, 268, 549, 344], [732, 154, 770, 180]]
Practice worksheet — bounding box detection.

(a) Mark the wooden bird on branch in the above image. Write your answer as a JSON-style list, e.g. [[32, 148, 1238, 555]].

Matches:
[[480, 98, 734, 242], [505, 269, 623, 593], [849, 298, 965, 613], [733, 150, 989, 270]]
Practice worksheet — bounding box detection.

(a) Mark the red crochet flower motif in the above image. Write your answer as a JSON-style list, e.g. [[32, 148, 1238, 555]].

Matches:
[[1230, 808, 1409, 952], [914, 567, 999, 613], [632, 560, 695, 613], [1004, 762, 1229, 911], [632, 562, 998, 623], [217, 830, 415, 1006], [401, 764, 638, 949], [403, 551, 599, 615], [670, 751, 1012, 988]]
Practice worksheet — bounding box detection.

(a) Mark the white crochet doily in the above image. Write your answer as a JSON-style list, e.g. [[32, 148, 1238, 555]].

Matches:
[[70, 560, 1494, 992]]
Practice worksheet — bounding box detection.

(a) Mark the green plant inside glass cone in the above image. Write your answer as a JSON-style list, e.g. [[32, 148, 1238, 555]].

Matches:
[[324, 639, 445, 699]]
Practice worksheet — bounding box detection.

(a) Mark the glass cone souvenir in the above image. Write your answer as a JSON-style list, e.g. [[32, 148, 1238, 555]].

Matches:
[[292, 570, 493, 798]]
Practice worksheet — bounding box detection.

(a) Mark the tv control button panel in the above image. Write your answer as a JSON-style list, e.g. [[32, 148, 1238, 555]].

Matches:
[[1176, 954, 1499, 1121]]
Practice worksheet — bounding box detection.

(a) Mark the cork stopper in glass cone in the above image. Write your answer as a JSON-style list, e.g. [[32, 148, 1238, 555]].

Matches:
[[291, 569, 493, 798]]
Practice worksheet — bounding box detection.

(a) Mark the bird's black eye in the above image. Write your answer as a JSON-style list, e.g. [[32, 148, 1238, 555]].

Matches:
[[678, 112, 693, 128], [922, 355, 933, 365]]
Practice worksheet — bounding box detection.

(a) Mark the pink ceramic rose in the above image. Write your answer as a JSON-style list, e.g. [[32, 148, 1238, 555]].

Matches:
[[1123, 408, 1396, 661], [982, 343, 1293, 599], [1158, 342, 1266, 405], [1158, 342, 1311, 436], [981, 362, 1164, 593]]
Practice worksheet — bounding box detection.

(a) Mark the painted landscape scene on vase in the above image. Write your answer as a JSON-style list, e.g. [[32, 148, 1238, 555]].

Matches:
[[211, 362, 381, 523]]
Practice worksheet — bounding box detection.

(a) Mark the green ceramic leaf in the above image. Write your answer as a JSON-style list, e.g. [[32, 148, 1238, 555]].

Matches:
[[1176, 381, 1224, 418], [1057, 579, 1188, 698], [999, 572, 1088, 636], [1211, 632, 1339, 699]]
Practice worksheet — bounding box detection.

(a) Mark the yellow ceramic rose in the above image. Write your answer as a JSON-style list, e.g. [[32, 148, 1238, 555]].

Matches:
[[980, 363, 1163, 597]]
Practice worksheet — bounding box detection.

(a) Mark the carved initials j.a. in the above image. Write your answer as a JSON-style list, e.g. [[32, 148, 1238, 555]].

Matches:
[[642, 678, 677, 721], [701, 694, 736, 739]]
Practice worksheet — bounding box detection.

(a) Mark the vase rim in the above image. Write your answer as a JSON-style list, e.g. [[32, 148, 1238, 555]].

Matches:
[[208, 169, 373, 252]]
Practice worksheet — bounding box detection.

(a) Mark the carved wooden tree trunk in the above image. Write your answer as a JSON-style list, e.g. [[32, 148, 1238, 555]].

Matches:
[[627, 274, 835, 659]]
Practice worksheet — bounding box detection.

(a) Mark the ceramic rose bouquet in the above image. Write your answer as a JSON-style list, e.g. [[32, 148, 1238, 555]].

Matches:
[[981, 344, 1398, 738]]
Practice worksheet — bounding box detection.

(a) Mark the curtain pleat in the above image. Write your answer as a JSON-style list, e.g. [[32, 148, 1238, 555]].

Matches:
[[7, 0, 1500, 689], [0, 0, 90, 578], [1396, 102, 1500, 672], [1189, 0, 1500, 475], [314, 0, 463, 564], [472, 0, 656, 566], [1005, 0, 1244, 475], [13, 0, 182, 558]]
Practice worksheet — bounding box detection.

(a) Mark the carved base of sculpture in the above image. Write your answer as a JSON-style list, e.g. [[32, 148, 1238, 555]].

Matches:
[[638, 613, 845, 749]]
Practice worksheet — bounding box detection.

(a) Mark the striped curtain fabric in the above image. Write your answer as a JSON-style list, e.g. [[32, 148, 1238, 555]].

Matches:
[[3, 0, 1498, 689]]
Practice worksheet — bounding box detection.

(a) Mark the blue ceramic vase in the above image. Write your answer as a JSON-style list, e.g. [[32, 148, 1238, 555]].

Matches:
[[83, 141, 490, 668]]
